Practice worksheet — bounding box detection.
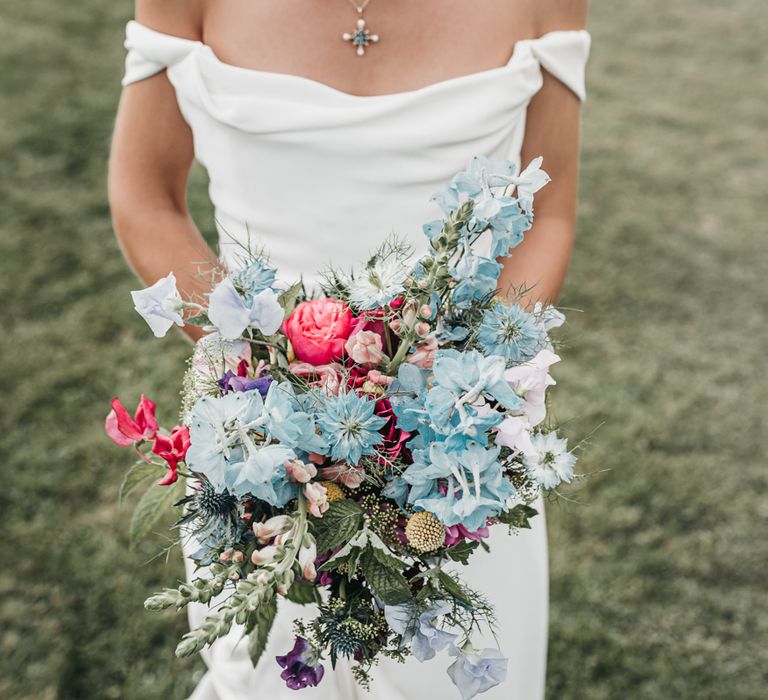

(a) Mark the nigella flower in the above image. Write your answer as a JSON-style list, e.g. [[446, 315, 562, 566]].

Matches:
[[477, 303, 546, 364], [447, 646, 508, 700], [229, 259, 277, 304], [523, 431, 577, 489], [276, 637, 325, 690], [316, 391, 387, 464], [130, 272, 184, 338], [347, 256, 406, 310]]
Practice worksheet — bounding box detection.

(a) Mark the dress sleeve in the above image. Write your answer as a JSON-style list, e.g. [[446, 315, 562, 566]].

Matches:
[[122, 20, 201, 86], [516, 30, 591, 102]]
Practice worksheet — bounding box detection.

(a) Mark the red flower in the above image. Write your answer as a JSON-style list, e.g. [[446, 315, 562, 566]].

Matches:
[[152, 425, 191, 485], [283, 299, 355, 366], [105, 395, 158, 446], [374, 398, 412, 463]]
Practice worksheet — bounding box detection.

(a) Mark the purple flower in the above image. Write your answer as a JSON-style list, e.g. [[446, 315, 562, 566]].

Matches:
[[276, 637, 325, 690], [411, 602, 459, 662], [218, 370, 272, 397], [447, 646, 508, 700]]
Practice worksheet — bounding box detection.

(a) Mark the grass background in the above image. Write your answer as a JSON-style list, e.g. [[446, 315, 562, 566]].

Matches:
[[1, 1, 766, 698]]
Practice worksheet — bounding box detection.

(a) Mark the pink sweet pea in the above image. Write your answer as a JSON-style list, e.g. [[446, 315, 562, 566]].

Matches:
[[319, 464, 365, 489], [152, 425, 191, 485], [504, 349, 560, 426], [105, 395, 158, 446], [444, 524, 490, 547], [344, 330, 384, 366]]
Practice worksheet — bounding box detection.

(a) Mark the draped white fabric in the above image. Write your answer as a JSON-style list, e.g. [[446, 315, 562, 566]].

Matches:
[[122, 21, 590, 699]]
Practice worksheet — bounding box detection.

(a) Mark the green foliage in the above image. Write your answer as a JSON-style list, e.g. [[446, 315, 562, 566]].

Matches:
[[285, 579, 321, 605], [496, 504, 538, 530], [119, 460, 161, 503], [446, 539, 479, 565], [360, 549, 412, 605], [246, 597, 278, 667], [311, 499, 364, 553], [129, 479, 184, 547]]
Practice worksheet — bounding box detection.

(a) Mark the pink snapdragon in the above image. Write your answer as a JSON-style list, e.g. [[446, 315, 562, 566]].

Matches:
[[305, 482, 330, 518], [344, 330, 384, 366]]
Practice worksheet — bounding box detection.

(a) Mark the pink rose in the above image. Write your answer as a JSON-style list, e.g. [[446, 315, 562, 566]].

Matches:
[[344, 330, 384, 366], [105, 395, 158, 446], [283, 299, 355, 366]]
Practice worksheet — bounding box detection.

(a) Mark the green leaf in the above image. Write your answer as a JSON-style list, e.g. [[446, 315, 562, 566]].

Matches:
[[119, 461, 161, 504], [446, 539, 479, 566], [285, 579, 320, 605], [312, 500, 364, 553], [278, 281, 303, 317], [247, 596, 278, 667], [129, 479, 183, 547], [497, 504, 539, 529], [185, 313, 210, 327], [361, 549, 412, 605], [436, 570, 472, 607]]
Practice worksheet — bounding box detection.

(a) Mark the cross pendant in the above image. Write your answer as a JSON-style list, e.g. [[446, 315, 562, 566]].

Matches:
[[342, 17, 380, 57]]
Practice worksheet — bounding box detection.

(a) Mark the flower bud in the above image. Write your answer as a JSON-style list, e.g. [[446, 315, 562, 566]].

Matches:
[[419, 304, 432, 319], [415, 322, 430, 337]]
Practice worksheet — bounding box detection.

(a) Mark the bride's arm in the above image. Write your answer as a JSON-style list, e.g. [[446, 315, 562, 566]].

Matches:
[[496, 0, 589, 307], [109, 0, 212, 342]]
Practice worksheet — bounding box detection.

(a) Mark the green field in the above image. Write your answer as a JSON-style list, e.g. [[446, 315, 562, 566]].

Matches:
[[1, 1, 766, 698]]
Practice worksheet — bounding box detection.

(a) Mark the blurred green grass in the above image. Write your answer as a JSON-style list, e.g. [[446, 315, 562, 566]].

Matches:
[[1, 1, 766, 698]]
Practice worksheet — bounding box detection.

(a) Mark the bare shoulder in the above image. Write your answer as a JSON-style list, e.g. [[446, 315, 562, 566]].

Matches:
[[135, 0, 204, 39], [521, 0, 589, 34]]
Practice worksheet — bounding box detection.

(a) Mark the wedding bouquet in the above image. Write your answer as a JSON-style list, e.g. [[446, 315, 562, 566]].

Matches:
[[107, 156, 579, 699]]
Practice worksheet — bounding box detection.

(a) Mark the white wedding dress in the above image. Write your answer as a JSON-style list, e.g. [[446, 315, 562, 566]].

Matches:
[[122, 21, 590, 700]]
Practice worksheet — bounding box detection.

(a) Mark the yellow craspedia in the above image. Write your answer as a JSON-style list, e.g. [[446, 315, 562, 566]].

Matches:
[[405, 511, 446, 553], [320, 481, 346, 503]]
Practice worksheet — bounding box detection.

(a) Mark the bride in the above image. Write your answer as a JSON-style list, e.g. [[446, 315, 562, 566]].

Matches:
[[109, 1, 590, 698]]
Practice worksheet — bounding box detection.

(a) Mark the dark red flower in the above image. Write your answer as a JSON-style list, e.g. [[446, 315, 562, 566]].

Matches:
[[374, 398, 412, 463]]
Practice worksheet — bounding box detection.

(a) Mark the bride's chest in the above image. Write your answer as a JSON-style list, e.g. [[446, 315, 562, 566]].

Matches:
[[202, 0, 536, 97]]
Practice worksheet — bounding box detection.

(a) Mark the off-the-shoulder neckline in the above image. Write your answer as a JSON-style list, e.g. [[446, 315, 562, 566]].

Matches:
[[127, 20, 589, 100]]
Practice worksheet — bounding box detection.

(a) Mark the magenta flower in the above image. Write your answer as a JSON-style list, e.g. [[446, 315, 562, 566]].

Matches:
[[105, 395, 158, 446], [276, 637, 325, 690], [151, 425, 191, 485], [444, 523, 490, 548]]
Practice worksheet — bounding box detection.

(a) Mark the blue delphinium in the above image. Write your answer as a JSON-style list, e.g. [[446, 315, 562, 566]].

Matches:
[[402, 442, 514, 531], [450, 248, 501, 310], [261, 382, 328, 456], [447, 646, 508, 700], [230, 258, 277, 304], [316, 391, 387, 464], [185, 389, 302, 506], [477, 303, 546, 363]]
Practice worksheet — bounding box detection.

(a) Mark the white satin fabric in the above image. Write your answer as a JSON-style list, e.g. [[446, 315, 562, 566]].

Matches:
[[123, 21, 590, 700]]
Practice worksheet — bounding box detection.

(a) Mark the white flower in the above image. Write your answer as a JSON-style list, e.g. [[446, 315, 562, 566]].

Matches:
[[507, 156, 551, 213], [494, 415, 536, 457], [523, 431, 576, 489], [347, 257, 406, 310], [130, 272, 184, 338], [532, 302, 565, 333], [504, 349, 560, 426], [208, 277, 284, 340]]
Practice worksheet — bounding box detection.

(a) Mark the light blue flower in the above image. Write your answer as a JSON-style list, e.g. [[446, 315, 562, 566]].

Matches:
[[411, 602, 460, 661], [431, 349, 522, 411], [262, 382, 328, 456], [130, 272, 184, 338], [231, 443, 297, 504], [230, 259, 277, 303], [476, 304, 546, 363], [450, 249, 501, 310], [482, 199, 532, 259], [422, 219, 444, 240], [523, 431, 577, 489], [384, 601, 458, 661], [447, 646, 508, 700], [316, 391, 387, 464], [185, 390, 299, 506], [402, 442, 514, 531], [207, 278, 284, 341]]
